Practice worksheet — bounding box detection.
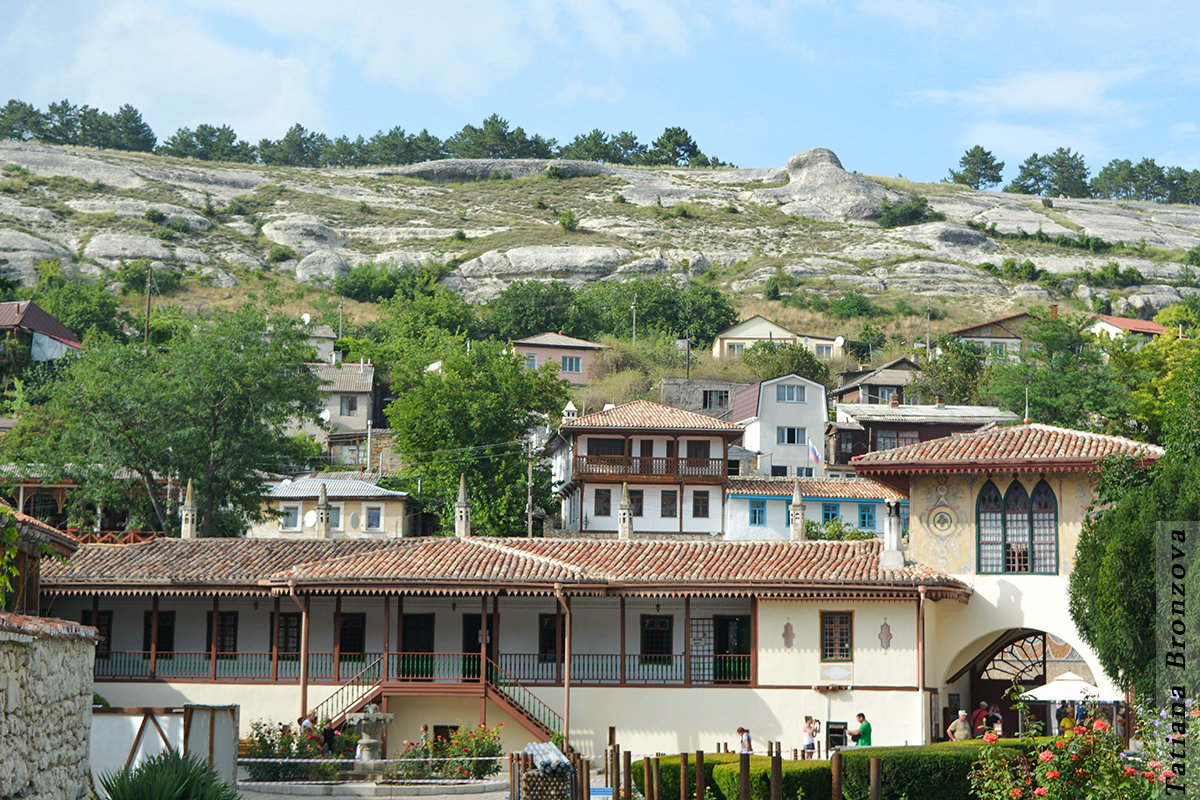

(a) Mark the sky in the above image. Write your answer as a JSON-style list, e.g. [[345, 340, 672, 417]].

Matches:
[[4, 1, 1200, 184]]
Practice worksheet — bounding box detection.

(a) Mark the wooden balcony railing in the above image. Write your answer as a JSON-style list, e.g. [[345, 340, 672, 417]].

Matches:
[[572, 456, 726, 480], [94, 650, 751, 686]]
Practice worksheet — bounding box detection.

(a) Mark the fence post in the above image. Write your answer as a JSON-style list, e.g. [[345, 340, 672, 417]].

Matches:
[[831, 751, 843, 800], [624, 749, 633, 800], [680, 752, 689, 800], [869, 757, 882, 800], [644, 757, 652, 800], [739, 752, 750, 800], [695, 750, 705, 800], [652, 756, 661, 800], [792, 748, 798, 761], [771, 750, 782, 800]]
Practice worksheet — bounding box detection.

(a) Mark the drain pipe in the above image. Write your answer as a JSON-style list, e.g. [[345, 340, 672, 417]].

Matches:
[[917, 586, 927, 743], [288, 581, 310, 721], [554, 583, 571, 752]]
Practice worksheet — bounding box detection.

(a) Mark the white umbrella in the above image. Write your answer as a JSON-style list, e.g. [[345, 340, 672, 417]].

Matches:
[[1020, 670, 1123, 703]]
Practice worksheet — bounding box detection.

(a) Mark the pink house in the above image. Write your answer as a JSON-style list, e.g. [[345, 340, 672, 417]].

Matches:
[[513, 332, 605, 385]]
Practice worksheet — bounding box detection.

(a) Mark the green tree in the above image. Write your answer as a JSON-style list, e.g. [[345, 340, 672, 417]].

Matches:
[[480, 281, 578, 341], [0, 99, 45, 141], [947, 145, 1004, 189], [1, 307, 323, 536], [20, 261, 123, 339], [1004, 152, 1048, 195], [571, 278, 737, 345], [981, 309, 1130, 429], [559, 129, 618, 163], [741, 342, 830, 386], [909, 337, 986, 404], [445, 114, 555, 159], [258, 123, 330, 167], [609, 131, 647, 164], [1090, 158, 1134, 200], [39, 99, 80, 145], [1041, 147, 1091, 198], [159, 124, 256, 162], [385, 340, 567, 535], [647, 126, 702, 167], [108, 104, 156, 152]]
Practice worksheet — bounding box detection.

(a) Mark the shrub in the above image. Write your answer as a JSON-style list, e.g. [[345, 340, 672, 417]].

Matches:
[[266, 244, 298, 263], [841, 740, 1020, 800], [545, 164, 567, 180], [225, 197, 249, 217], [534, 196, 549, 210], [243, 719, 359, 782], [631, 752, 741, 800], [98, 749, 240, 800], [764, 275, 781, 301], [336, 260, 407, 302], [116, 260, 181, 295], [829, 290, 882, 320], [712, 758, 832, 800], [168, 215, 191, 233], [557, 210, 579, 232], [143, 208, 166, 224], [876, 196, 945, 228], [452, 229, 468, 241], [1042, 197, 1054, 208], [388, 722, 504, 782], [612, 194, 627, 204]]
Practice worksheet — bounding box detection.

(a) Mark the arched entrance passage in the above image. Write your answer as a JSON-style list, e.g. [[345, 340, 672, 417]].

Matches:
[[943, 628, 1098, 736]]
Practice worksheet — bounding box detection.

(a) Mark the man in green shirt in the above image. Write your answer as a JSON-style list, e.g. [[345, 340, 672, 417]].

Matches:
[[850, 713, 872, 746]]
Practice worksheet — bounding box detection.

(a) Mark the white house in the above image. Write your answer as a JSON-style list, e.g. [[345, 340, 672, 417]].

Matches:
[[724, 477, 908, 540], [711, 316, 840, 360], [731, 374, 829, 478], [1085, 314, 1170, 348], [247, 478, 414, 539], [548, 400, 744, 536]]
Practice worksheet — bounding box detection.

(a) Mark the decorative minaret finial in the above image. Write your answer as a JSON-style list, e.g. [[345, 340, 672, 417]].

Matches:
[[180, 478, 197, 539], [454, 473, 471, 537], [879, 501, 905, 571], [617, 482, 633, 540], [315, 482, 332, 539], [789, 480, 807, 541]]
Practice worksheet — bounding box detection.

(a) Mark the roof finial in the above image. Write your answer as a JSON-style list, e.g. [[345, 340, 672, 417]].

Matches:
[[1023, 387, 1031, 425]]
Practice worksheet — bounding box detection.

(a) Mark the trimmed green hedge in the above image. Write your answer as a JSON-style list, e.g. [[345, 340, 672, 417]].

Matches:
[[630, 753, 741, 800], [712, 758, 832, 800], [840, 740, 1025, 800]]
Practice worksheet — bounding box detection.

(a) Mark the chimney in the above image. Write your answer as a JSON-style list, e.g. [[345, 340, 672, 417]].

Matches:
[[454, 474, 471, 537], [789, 480, 807, 541], [180, 478, 197, 539], [315, 482, 332, 539], [562, 401, 578, 424], [617, 483, 633, 540], [879, 501, 905, 570], [888, 392, 900, 408]]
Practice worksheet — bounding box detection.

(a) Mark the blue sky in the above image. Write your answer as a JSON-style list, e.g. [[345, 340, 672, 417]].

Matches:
[[5, 1, 1199, 184]]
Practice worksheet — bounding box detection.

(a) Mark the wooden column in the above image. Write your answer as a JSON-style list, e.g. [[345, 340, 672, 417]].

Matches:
[[149, 595, 159, 679], [750, 597, 758, 686], [680, 752, 689, 800], [679, 482, 684, 534], [271, 596, 280, 682], [555, 602, 563, 685], [333, 595, 342, 682], [210, 595, 219, 681], [383, 594, 391, 683], [684, 596, 691, 686], [695, 751, 704, 800], [619, 597, 626, 684], [397, 594, 404, 674], [479, 595, 487, 684], [300, 595, 310, 719]]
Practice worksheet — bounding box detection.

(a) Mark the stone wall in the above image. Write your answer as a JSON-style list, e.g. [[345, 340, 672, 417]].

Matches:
[[0, 612, 97, 800]]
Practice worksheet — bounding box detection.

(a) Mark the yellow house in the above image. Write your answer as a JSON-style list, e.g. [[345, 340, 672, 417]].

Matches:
[[853, 422, 1163, 740], [247, 477, 414, 539], [712, 315, 840, 359]]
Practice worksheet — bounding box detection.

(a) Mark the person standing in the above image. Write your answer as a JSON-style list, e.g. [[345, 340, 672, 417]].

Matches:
[[947, 710, 971, 741], [801, 716, 819, 757], [970, 701, 989, 737], [737, 727, 753, 754], [849, 713, 871, 746]]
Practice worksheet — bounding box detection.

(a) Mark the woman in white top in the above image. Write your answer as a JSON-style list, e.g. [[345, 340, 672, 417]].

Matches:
[[801, 716, 819, 757], [737, 726, 752, 754]]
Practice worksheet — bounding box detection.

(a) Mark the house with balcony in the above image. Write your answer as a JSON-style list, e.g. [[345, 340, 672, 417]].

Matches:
[[289, 360, 379, 465], [731, 374, 829, 478], [852, 422, 1162, 738], [825, 401, 1018, 476], [831, 357, 920, 405], [723, 477, 907, 541], [548, 400, 745, 536], [513, 332, 606, 386]]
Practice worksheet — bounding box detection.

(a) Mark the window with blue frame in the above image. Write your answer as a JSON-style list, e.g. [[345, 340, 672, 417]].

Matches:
[[858, 504, 875, 530], [822, 503, 839, 523], [749, 500, 766, 526]]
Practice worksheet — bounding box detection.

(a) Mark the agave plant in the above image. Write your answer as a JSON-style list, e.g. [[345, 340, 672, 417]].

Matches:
[[97, 749, 238, 800]]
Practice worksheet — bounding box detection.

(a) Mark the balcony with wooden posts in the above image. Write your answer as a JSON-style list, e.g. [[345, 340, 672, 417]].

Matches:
[[571, 455, 727, 484]]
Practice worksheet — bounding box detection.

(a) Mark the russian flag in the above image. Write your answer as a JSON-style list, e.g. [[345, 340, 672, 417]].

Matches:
[[808, 440, 823, 465]]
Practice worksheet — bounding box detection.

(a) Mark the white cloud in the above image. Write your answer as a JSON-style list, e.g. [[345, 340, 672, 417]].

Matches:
[[957, 121, 1106, 166], [1170, 122, 1198, 141], [920, 68, 1147, 117]]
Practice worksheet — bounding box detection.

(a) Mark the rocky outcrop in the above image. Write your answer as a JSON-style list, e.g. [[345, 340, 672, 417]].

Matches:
[[261, 214, 345, 252], [295, 251, 349, 284], [748, 148, 902, 221], [0, 230, 72, 286], [66, 199, 211, 231], [444, 245, 633, 302], [82, 233, 170, 264]]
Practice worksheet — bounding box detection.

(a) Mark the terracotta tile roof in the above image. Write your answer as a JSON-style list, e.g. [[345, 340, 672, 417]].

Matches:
[[309, 362, 374, 393], [43, 536, 970, 601], [726, 477, 906, 501], [851, 423, 1163, 474], [515, 332, 604, 350], [1, 501, 78, 555], [561, 399, 744, 432], [1090, 314, 1170, 335], [42, 538, 394, 595], [0, 611, 98, 641]]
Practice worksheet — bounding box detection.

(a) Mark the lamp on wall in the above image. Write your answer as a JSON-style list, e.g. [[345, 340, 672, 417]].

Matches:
[[452, 600, 457, 611]]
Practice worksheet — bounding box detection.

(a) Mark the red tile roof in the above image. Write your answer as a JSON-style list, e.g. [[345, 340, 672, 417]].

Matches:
[[726, 477, 906, 501], [0, 611, 98, 640], [1090, 315, 1170, 335], [851, 423, 1163, 475], [42, 536, 970, 601], [1, 501, 78, 555], [562, 399, 743, 432]]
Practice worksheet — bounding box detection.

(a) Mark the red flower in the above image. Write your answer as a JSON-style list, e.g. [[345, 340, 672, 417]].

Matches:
[[1075, 769, 1084, 777], [1054, 741, 1065, 748], [1124, 766, 1138, 775], [1149, 760, 1163, 770], [1039, 750, 1054, 763], [1046, 770, 1059, 779], [1010, 790, 1022, 799], [1162, 770, 1177, 781], [1191, 709, 1200, 717], [1069, 754, 1079, 761], [1033, 788, 1048, 796], [1143, 772, 1157, 782], [1093, 719, 1108, 731], [983, 732, 998, 743]]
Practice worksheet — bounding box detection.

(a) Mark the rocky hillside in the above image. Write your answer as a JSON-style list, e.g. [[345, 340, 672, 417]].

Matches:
[[2, 141, 1198, 325]]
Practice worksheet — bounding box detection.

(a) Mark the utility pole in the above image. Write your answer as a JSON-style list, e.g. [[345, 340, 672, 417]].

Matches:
[[338, 298, 344, 339], [631, 293, 637, 344], [685, 330, 692, 380], [924, 300, 931, 357], [143, 261, 153, 348], [526, 437, 534, 538]]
